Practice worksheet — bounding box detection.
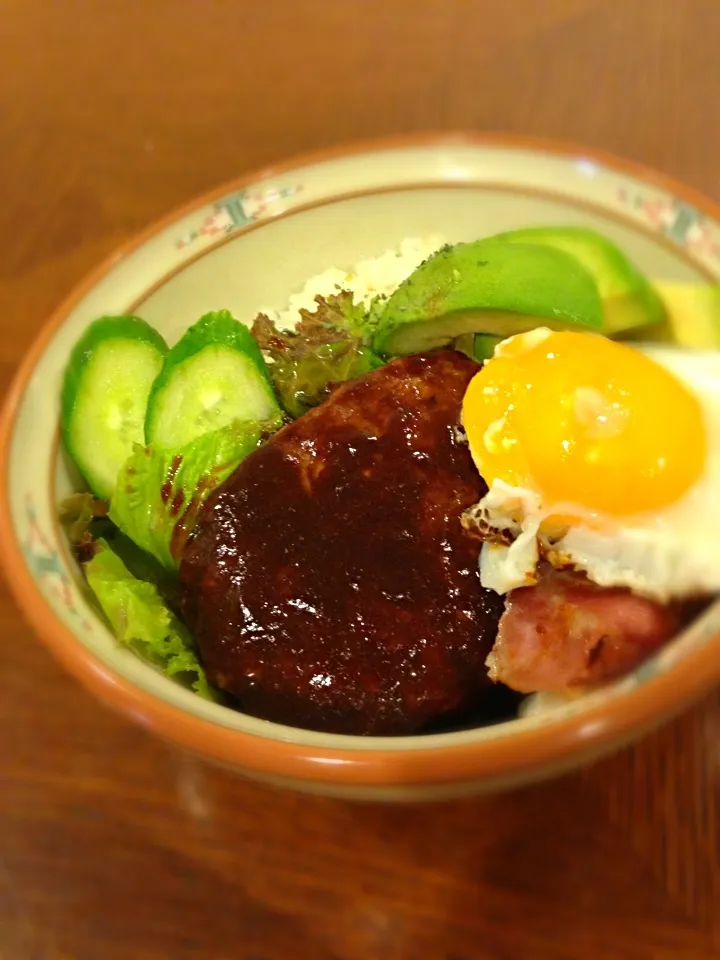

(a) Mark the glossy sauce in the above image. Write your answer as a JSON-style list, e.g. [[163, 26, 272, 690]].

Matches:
[[180, 351, 507, 735]]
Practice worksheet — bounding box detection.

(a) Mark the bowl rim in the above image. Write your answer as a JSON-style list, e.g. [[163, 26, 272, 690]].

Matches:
[[2, 130, 720, 788]]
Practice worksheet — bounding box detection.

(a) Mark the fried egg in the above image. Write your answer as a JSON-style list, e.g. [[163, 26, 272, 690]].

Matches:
[[461, 327, 720, 601]]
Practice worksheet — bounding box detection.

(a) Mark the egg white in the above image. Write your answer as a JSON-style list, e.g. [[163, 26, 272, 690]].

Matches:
[[468, 344, 720, 602]]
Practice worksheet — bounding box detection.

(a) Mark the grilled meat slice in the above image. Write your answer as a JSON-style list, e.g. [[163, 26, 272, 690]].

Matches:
[[488, 566, 683, 693], [179, 350, 504, 735]]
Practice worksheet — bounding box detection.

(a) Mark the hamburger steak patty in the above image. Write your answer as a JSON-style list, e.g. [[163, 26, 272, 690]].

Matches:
[[179, 351, 505, 735]]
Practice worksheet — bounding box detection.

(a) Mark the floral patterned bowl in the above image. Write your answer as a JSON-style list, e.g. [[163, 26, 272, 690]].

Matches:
[[2, 134, 720, 801]]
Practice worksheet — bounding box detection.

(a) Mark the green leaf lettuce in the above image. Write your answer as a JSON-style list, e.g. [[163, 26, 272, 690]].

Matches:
[[251, 292, 383, 419], [85, 540, 214, 699], [109, 420, 267, 570]]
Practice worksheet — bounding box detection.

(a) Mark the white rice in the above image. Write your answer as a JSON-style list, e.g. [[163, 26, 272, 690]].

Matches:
[[263, 235, 446, 331]]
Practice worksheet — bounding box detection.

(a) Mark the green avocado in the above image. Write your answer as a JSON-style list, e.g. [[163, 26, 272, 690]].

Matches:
[[372, 239, 603, 356], [653, 281, 720, 348], [494, 226, 666, 335]]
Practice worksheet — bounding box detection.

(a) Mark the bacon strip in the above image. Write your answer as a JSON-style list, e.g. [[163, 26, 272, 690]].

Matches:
[[487, 567, 682, 693]]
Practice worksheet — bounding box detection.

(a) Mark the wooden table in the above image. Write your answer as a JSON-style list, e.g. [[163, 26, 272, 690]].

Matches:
[[2, 2, 719, 957]]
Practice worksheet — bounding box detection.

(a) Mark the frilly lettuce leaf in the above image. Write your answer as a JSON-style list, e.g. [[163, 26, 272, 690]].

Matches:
[[109, 420, 268, 570], [59, 492, 111, 561], [85, 540, 214, 699], [266, 341, 381, 419], [252, 293, 383, 419], [292, 289, 384, 342]]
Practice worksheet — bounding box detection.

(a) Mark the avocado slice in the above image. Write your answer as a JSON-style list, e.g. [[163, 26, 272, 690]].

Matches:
[[494, 226, 666, 336], [373, 239, 603, 356], [654, 282, 720, 348]]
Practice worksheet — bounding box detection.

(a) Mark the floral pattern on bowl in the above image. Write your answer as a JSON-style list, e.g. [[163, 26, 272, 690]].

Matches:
[[23, 495, 92, 633], [175, 183, 303, 250], [617, 187, 720, 261]]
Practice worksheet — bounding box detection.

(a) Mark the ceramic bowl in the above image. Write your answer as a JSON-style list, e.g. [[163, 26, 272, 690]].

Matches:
[[3, 133, 720, 802]]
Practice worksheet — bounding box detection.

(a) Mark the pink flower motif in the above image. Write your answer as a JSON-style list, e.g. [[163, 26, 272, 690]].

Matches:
[[685, 223, 720, 258], [642, 198, 669, 226], [174, 183, 301, 251]]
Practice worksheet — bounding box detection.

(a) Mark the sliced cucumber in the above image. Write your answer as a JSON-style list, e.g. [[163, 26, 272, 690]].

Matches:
[[372, 240, 603, 356], [495, 226, 666, 335], [145, 310, 282, 449], [61, 316, 168, 499]]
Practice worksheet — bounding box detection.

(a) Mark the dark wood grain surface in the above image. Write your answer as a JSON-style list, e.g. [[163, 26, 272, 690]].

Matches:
[[1, 2, 719, 957]]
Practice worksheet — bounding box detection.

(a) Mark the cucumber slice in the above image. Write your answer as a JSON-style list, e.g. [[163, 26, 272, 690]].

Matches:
[[495, 226, 666, 335], [372, 240, 603, 356], [145, 310, 282, 449], [61, 316, 168, 499]]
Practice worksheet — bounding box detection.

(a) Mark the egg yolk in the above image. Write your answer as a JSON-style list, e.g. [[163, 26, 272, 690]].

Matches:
[[462, 330, 706, 517]]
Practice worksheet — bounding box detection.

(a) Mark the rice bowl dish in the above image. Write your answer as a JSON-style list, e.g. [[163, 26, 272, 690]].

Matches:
[[4, 135, 720, 798], [53, 224, 720, 736]]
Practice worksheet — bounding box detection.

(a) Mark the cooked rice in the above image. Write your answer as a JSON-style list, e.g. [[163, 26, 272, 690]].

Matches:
[[263, 235, 446, 330]]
